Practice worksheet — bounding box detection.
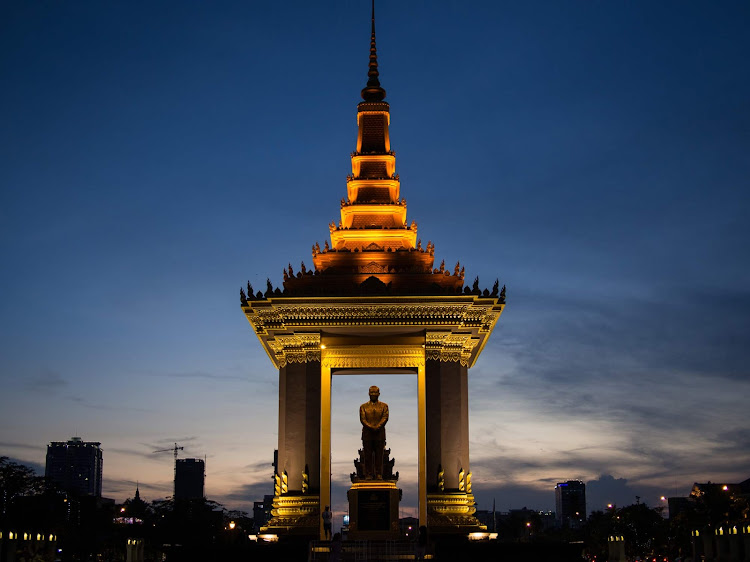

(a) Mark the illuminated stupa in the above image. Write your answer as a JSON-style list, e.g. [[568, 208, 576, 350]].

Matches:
[[241, 2, 505, 538]]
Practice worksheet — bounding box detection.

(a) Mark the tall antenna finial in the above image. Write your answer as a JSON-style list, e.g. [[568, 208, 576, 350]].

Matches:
[[361, 0, 386, 102]]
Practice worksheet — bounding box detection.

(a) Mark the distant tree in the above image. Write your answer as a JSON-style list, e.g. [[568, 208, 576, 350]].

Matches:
[[584, 509, 616, 559], [224, 509, 253, 533], [584, 502, 669, 560], [691, 484, 749, 528], [497, 509, 544, 542], [615, 502, 668, 558], [151, 497, 226, 560], [0, 457, 45, 520]]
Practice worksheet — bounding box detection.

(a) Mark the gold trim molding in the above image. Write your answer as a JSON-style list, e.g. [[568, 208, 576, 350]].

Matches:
[[261, 493, 320, 534], [268, 333, 321, 368], [426, 332, 479, 366], [242, 296, 504, 369], [247, 301, 500, 330], [322, 345, 425, 369]]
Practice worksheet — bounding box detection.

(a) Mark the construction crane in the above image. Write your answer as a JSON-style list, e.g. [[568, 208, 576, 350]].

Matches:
[[153, 443, 183, 460], [153, 443, 183, 497]]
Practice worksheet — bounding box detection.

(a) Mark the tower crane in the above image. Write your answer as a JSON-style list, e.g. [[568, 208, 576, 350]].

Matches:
[[153, 443, 183, 497], [153, 443, 183, 460]]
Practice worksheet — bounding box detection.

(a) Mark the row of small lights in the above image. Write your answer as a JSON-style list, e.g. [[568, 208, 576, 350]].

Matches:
[[0, 532, 57, 541], [693, 526, 750, 537]]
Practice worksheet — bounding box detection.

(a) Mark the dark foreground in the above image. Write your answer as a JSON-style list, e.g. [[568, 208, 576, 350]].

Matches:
[[206, 538, 586, 562]]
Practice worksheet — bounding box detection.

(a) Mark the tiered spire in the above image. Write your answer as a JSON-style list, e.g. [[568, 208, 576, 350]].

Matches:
[[242, 3, 502, 300]]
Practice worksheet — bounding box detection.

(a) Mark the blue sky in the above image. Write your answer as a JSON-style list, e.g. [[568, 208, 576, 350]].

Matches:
[[1, 0, 749, 521]]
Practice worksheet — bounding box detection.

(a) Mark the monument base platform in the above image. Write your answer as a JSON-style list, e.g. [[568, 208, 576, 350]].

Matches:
[[426, 491, 487, 534], [260, 493, 319, 537], [347, 480, 401, 540]]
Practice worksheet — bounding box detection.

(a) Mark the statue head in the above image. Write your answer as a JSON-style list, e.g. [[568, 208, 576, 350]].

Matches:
[[369, 385, 380, 402]]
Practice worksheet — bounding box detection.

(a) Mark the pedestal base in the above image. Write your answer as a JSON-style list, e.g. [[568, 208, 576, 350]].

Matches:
[[260, 494, 319, 537], [347, 481, 401, 540], [427, 492, 487, 534]]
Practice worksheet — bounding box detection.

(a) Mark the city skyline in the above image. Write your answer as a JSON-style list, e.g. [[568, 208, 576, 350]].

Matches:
[[1, 1, 748, 520]]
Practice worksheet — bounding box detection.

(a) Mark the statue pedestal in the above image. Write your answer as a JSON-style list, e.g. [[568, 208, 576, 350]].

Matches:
[[347, 480, 401, 540]]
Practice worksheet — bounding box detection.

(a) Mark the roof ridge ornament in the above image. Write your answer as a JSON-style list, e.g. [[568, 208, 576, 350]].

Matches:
[[361, 0, 387, 102]]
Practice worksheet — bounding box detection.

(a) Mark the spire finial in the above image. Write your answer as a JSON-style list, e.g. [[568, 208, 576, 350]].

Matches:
[[361, 0, 386, 102]]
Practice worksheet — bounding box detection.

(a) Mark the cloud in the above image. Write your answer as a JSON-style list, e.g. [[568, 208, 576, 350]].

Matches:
[[494, 285, 750, 388], [63, 395, 152, 413], [242, 460, 275, 472], [464, 280, 750, 511], [472, 482, 554, 512], [103, 477, 172, 501], [24, 368, 67, 393], [147, 437, 199, 447], [162, 371, 248, 382], [2, 457, 45, 475], [586, 474, 642, 512], [218, 481, 275, 506], [0, 441, 46, 453], [107, 446, 168, 462], [470, 473, 674, 514]]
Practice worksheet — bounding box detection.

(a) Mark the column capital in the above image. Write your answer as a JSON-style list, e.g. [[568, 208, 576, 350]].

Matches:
[[425, 332, 478, 366], [268, 333, 321, 368]]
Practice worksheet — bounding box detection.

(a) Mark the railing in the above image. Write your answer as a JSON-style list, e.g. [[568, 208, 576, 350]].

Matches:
[[308, 539, 433, 561]]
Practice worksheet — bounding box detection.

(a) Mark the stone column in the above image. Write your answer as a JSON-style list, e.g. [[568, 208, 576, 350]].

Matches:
[[277, 360, 321, 493], [425, 355, 482, 532], [608, 536, 626, 562], [126, 538, 144, 562], [742, 525, 750, 562], [263, 358, 321, 536], [728, 528, 741, 562], [691, 531, 705, 561], [703, 532, 716, 561], [426, 360, 470, 490]]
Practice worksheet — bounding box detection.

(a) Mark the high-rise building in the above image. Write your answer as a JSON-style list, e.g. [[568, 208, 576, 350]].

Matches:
[[174, 458, 204, 500], [45, 436, 103, 497], [555, 480, 586, 527]]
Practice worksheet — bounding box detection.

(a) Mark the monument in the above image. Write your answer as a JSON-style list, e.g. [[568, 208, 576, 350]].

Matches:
[[347, 386, 401, 539], [241, 2, 505, 539]]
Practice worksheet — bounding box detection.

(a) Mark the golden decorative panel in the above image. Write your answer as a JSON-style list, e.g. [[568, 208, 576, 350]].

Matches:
[[267, 333, 321, 368], [322, 345, 425, 369], [425, 331, 479, 366]]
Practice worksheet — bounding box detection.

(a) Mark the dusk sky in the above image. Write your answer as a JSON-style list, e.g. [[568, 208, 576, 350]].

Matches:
[[2, 1, 749, 522]]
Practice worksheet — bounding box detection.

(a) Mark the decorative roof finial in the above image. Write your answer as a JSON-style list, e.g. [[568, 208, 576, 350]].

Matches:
[[361, 0, 386, 102]]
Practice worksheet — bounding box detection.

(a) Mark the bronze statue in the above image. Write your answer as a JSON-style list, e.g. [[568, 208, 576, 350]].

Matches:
[[359, 385, 389, 479]]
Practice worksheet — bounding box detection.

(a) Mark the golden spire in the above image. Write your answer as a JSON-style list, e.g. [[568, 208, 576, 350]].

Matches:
[[361, 0, 386, 102]]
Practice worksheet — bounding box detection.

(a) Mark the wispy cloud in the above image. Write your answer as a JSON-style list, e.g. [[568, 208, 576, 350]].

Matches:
[[0, 441, 46, 453], [217, 481, 274, 506], [104, 477, 172, 501], [24, 368, 67, 393], [63, 395, 152, 413], [162, 371, 248, 382], [1, 457, 45, 475]]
